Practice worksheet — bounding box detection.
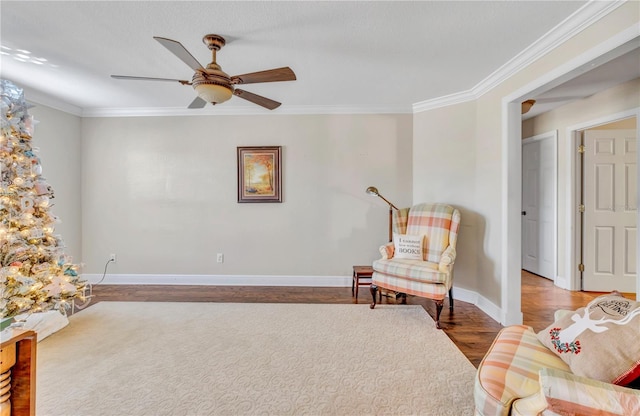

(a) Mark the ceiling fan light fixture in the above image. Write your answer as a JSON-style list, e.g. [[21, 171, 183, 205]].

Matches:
[[194, 82, 233, 104], [192, 67, 234, 104], [521, 99, 536, 114]]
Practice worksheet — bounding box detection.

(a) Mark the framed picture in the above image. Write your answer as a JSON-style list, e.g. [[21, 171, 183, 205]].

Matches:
[[237, 146, 282, 203]]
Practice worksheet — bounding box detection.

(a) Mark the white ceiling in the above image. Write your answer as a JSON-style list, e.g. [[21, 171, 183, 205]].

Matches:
[[1, 1, 630, 116]]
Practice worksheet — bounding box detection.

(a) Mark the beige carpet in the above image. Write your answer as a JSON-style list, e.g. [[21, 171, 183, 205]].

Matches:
[[37, 302, 476, 415]]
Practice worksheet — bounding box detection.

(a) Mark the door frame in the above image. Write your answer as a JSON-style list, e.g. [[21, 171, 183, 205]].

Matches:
[[501, 27, 639, 326], [521, 130, 558, 283], [566, 109, 640, 291]]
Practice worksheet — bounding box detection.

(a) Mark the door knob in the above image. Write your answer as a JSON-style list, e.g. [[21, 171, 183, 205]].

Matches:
[[521, 211, 527, 215]]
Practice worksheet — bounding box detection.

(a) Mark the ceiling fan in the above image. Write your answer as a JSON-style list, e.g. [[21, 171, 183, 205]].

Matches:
[[111, 34, 296, 110]]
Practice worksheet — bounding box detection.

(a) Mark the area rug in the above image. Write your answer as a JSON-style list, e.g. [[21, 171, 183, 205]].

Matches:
[[37, 302, 476, 415]]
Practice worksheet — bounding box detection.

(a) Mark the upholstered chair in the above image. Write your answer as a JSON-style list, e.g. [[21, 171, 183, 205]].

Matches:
[[370, 203, 461, 329]]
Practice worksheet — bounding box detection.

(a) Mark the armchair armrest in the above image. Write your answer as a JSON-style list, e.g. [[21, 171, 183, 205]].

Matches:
[[379, 242, 394, 259], [438, 245, 456, 272], [511, 389, 547, 416], [539, 368, 640, 415]]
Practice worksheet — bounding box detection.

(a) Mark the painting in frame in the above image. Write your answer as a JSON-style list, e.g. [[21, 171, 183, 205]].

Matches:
[[237, 146, 282, 203]]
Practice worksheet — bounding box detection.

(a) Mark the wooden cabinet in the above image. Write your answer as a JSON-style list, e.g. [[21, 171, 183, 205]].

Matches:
[[0, 329, 36, 416]]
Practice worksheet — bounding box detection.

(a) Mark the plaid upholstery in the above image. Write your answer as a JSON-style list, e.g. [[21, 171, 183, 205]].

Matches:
[[406, 203, 460, 263], [538, 368, 640, 416], [474, 325, 570, 416], [393, 207, 410, 235], [491, 369, 640, 416], [372, 270, 449, 300], [373, 259, 447, 284], [373, 203, 460, 302]]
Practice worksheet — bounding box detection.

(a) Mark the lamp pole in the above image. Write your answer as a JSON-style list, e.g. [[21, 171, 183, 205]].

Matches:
[[366, 186, 398, 242]]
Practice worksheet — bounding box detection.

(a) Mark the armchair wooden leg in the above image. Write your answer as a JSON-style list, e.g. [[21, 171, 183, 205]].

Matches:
[[370, 285, 378, 309], [449, 287, 454, 311], [435, 299, 444, 329]]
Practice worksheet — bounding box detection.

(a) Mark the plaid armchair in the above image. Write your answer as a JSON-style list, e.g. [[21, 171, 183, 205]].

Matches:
[[370, 203, 461, 328]]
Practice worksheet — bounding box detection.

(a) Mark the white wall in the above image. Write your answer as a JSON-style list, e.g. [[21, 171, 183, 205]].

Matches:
[[29, 105, 83, 263], [412, 101, 492, 300], [412, 95, 508, 312], [80, 114, 413, 280]]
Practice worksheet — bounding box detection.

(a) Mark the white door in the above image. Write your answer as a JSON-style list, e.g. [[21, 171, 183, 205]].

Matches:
[[522, 132, 557, 280], [583, 129, 637, 292]]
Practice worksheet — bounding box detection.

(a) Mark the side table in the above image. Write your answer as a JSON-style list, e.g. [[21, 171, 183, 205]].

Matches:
[[0, 328, 36, 416], [352, 265, 373, 299]]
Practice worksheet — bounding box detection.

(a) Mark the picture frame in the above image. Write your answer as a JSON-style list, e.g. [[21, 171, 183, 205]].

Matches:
[[237, 146, 282, 203]]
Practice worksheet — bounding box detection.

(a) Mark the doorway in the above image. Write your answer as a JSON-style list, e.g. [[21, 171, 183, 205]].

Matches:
[[502, 35, 640, 326]]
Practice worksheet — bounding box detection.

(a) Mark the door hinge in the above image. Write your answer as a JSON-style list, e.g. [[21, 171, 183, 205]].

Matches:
[[578, 204, 585, 213], [578, 144, 586, 153], [578, 263, 585, 272]]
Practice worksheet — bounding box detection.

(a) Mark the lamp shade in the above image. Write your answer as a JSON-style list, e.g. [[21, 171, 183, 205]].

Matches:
[[366, 186, 379, 196], [192, 64, 234, 105], [195, 83, 233, 104]]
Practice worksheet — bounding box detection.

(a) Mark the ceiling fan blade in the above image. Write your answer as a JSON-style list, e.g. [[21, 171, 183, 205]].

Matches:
[[231, 67, 296, 85], [153, 36, 204, 71], [111, 75, 191, 84], [233, 89, 281, 110], [188, 96, 207, 109]]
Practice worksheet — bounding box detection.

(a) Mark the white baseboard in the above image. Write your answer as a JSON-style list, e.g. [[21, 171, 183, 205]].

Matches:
[[82, 273, 352, 287], [81, 273, 504, 324], [554, 275, 570, 290], [450, 286, 503, 324]]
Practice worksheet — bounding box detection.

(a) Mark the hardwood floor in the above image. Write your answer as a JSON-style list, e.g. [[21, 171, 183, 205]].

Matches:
[[86, 271, 632, 368]]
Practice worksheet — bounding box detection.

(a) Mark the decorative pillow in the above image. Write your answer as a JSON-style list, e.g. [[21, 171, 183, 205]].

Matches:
[[393, 233, 424, 260], [536, 294, 640, 385]]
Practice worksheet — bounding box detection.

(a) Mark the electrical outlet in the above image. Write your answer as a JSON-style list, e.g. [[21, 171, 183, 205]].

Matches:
[[216, 253, 224, 263], [109, 253, 117, 263]]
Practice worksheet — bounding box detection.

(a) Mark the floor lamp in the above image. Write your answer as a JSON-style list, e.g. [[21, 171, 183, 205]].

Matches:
[[366, 186, 398, 242]]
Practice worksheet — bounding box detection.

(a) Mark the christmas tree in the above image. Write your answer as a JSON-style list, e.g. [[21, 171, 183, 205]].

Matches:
[[1, 79, 86, 320]]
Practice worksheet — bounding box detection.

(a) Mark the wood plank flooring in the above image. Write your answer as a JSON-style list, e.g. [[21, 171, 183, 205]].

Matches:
[[85, 271, 632, 368]]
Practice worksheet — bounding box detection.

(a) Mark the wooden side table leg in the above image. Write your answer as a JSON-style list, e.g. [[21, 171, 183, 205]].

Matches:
[[356, 274, 360, 301], [352, 271, 355, 297], [370, 285, 378, 309], [1, 331, 37, 416], [12, 334, 36, 415], [355, 274, 359, 299]]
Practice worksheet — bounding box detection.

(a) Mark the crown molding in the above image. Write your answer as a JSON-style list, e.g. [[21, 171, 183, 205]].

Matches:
[[21, 85, 83, 117], [267, 104, 412, 115], [412, 89, 477, 114], [412, 0, 627, 114], [472, 0, 627, 98], [81, 104, 412, 118]]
